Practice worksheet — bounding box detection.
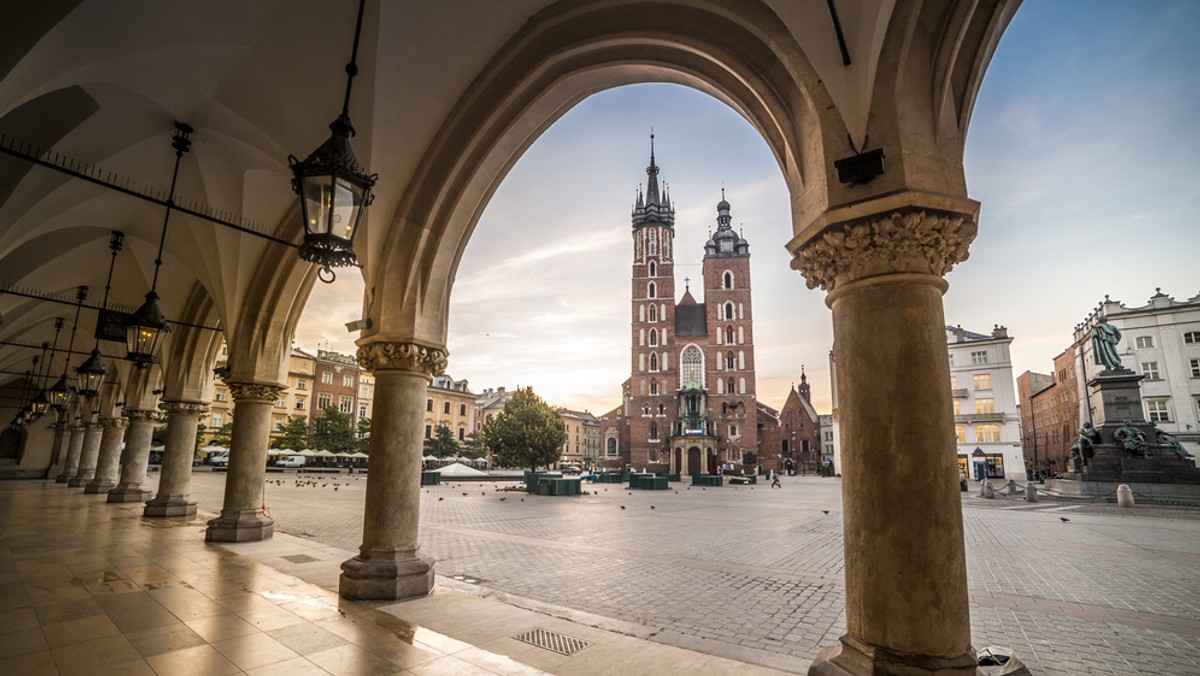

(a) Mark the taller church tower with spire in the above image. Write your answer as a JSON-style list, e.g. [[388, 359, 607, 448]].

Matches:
[[611, 137, 759, 474]]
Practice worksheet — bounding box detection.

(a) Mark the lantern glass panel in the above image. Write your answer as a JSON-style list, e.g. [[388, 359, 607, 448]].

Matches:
[[302, 175, 334, 237], [127, 323, 160, 359], [333, 176, 361, 242]]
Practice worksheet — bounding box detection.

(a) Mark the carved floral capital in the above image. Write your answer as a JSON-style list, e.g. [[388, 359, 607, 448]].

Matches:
[[125, 409, 161, 423], [100, 417, 129, 429], [357, 342, 447, 376], [793, 209, 977, 292], [226, 382, 286, 403], [159, 401, 211, 416]]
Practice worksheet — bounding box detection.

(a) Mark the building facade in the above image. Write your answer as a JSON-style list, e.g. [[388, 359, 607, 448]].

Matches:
[[1071, 290, 1200, 455], [1016, 346, 1079, 475], [948, 325, 1023, 480], [558, 409, 599, 468], [425, 375, 475, 442], [618, 143, 759, 474]]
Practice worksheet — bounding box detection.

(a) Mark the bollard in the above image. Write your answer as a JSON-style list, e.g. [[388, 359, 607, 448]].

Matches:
[[1025, 482, 1038, 503], [981, 479, 995, 499], [1007, 479, 1017, 495], [1116, 484, 1135, 508]]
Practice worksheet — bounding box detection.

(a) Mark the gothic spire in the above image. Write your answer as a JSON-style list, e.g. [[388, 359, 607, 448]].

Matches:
[[645, 132, 661, 206]]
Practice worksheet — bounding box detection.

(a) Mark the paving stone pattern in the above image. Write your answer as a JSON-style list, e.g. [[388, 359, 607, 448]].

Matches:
[[187, 471, 1200, 674]]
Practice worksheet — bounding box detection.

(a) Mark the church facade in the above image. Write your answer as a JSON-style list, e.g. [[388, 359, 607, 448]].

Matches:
[[600, 142, 760, 474]]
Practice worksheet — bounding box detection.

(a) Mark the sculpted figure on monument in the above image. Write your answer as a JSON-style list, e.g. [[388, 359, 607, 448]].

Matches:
[[1114, 420, 1148, 458], [1091, 317, 1124, 371], [1154, 429, 1192, 459], [1069, 422, 1101, 466]]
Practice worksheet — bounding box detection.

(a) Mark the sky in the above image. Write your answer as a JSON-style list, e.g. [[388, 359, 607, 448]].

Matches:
[[297, 0, 1200, 415]]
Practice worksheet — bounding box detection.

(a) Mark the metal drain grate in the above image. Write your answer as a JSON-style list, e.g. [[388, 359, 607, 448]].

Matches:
[[512, 628, 593, 656], [280, 554, 318, 564]]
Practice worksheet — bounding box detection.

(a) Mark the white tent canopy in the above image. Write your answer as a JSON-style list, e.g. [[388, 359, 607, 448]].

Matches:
[[437, 462, 487, 477]]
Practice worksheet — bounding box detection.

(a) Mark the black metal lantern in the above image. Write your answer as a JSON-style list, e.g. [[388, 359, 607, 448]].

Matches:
[[76, 347, 107, 398], [125, 290, 166, 366], [125, 127, 189, 366], [47, 374, 72, 409], [51, 288, 87, 407], [288, 0, 375, 283]]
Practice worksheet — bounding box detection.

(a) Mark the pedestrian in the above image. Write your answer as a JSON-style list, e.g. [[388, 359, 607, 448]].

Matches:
[[771, 474, 781, 489]]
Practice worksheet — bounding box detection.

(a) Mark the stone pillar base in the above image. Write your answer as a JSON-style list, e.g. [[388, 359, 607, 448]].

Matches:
[[205, 510, 274, 542], [339, 549, 435, 601], [67, 475, 93, 488], [144, 496, 198, 517], [809, 636, 979, 676], [54, 474, 70, 483], [107, 486, 152, 503], [84, 480, 115, 494]]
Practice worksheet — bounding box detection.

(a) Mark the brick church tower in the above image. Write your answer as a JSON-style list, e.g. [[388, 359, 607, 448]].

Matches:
[[619, 137, 758, 474]]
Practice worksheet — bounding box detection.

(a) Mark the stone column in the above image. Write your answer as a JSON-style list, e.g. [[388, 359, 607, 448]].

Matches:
[[107, 410, 158, 503], [205, 382, 283, 542], [68, 419, 103, 487], [795, 204, 980, 675], [56, 422, 85, 483], [340, 341, 446, 600], [145, 402, 208, 517], [84, 417, 128, 493], [46, 412, 69, 479]]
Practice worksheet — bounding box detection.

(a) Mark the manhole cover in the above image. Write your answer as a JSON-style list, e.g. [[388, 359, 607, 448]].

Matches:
[[512, 628, 593, 656], [281, 554, 318, 564]]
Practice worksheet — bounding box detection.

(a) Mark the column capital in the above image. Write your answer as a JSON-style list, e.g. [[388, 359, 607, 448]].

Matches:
[[357, 341, 447, 376], [159, 401, 211, 416], [125, 409, 162, 423], [100, 416, 129, 429], [226, 382, 286, 403], [791, 207, 976, 293]]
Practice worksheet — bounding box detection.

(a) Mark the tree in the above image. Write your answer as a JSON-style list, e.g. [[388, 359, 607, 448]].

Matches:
[[461, 430, 488, 460], [482, 387, 566, 471], [424, 425, 459, 459], [312, 406, 356, 453], [272, 415, 310, 450], [209, 422, 233, 447], [356, 417, 371, 453]]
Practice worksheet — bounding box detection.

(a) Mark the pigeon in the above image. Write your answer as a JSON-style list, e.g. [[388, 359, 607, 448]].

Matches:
[[822, 510, 829, 515], [438, 497, 444, 501], [333, 487, 339, 491], [481, 492, 486, 496], [521, 498, 525, 502], [674, 490, 678, 494], [462, 492, 468, 496], [650, 505, 656, 509], [1060, 517, 1070, 522], [620, 505, 626, 510], [499, 498, 507, 501]]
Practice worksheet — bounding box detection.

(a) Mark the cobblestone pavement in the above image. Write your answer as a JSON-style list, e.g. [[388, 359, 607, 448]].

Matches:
[[183, 470, 1200, 674]]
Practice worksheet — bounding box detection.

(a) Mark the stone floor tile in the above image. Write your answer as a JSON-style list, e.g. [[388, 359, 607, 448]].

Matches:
[[0, 647, 60, 676], [213, 632, 302, 671], [270, 621, 351, 655], [124, 621, 209, 657], [49, 634, 143, 674], [245, 655, 335, 676], [0, 624, 49, 658], [307, 643, 413, 676], [144, 643, 243, 676], [42, 613, 122, 648]]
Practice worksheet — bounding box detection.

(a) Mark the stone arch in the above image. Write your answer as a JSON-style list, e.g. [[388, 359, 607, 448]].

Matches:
[[363, 0, 835, 347]]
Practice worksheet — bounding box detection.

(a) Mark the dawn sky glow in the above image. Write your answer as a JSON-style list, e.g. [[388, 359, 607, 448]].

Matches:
[[297, 0, 1200, 416]]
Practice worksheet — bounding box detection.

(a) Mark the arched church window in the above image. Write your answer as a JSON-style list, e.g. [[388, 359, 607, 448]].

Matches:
[[722, 403, 728, 415], [724, 271, 733, 289], [648, 304, 657, 322], [649, 329, 658, 346], [725, 353, 735, 370], [649, 422, 658, 439], [643, 404, 650, 416], [648, 230, 657, 255], [650, 379, 658, 395], [649, 353, 659, 371], [717, 379, 725, 394], [649, 261, 657, 277], [658, 403, 665, 415], [725, 326, 734, 344], [648, 282, 656, 299], [680, 345, 704, 388], [727, 377, 735, 394], [739, 377, 745, 394], [724, 302, 734, 320]]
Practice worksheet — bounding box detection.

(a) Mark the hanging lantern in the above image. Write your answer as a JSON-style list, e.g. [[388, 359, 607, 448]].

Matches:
[[76, 347, 107, 397], [48, 374, 73, 409], [125, 290, 167, 366]]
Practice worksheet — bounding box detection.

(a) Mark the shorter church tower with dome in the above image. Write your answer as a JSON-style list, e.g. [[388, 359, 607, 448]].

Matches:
[[598, 138, 759, 474]]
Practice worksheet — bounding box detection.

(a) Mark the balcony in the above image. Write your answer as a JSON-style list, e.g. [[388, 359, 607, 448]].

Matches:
[[951, 388, 969, 398], [955, 412, 1005, 424]]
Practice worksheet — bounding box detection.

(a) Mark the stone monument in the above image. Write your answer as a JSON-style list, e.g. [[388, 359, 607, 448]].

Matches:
[[1047, 321, 1200, 500]]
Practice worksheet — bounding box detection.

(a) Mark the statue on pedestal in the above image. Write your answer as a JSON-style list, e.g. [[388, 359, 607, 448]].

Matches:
[[1091, 317, 1124, 371], [1069, 422, 1101, 467], [1155, 429, 1192, 459], [1115, 420, 1148, 458]]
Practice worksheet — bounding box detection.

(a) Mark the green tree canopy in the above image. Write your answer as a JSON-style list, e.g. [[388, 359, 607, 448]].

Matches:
[[272, 415, 311, 450], [209, 422, 233, 447], [460, 430, 488, 460], [356, 416, 371, 454], [312, 406, 357, 453], [482, 387, 566, 471], [424, 424, 459, 459]]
